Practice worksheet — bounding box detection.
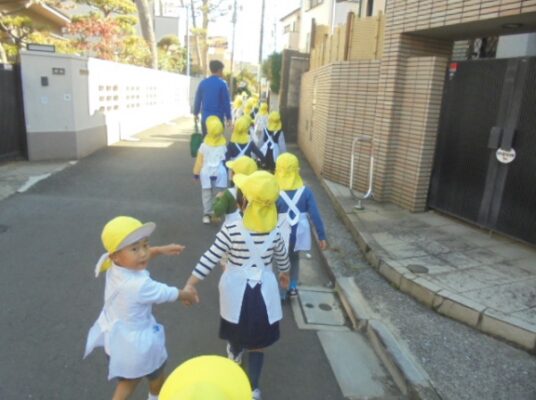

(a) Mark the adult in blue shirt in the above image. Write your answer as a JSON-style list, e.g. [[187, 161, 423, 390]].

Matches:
[[193, 60, 232, 137]]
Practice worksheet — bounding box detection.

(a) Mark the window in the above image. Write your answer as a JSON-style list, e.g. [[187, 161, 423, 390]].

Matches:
[[308, 0, 323, 10], [284, 24, 291, 33], [366, 0, 374, 17]]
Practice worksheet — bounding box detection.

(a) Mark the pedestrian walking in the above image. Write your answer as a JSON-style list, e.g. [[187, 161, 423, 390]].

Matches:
[[260, 111, 287, 172], [193, 116, 228, 224], [193, 60, 232, 137], [275, 153, 327, 300], [252, 102, 269, 148], [225, 115, 264, 165], [83, 216, 197, 400], [184, 171, 290, 400], [213, 155, 258, 224]]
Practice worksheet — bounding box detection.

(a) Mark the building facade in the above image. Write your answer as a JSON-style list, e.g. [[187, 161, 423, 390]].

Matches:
[[298, 0, 536, 244]]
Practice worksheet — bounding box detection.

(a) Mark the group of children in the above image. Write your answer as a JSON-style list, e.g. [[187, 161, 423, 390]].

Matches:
[[84, 99, 326, 400]]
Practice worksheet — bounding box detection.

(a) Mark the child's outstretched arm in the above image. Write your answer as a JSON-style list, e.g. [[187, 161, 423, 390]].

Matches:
[[150, 244, 185, 259]]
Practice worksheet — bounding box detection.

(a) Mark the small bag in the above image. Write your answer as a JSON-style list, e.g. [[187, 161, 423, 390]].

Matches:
[[190, 121, 202, 157]]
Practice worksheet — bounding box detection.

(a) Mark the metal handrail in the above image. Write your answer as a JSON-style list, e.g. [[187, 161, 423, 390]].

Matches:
[[349, 135, 374, 210]]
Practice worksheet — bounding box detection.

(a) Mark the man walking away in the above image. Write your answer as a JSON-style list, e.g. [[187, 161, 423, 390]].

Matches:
[[194, 60, 233, 137]]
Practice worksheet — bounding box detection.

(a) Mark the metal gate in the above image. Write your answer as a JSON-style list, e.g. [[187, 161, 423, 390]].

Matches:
[[0, 64, 27, 161], [429, 57, 536, 245]]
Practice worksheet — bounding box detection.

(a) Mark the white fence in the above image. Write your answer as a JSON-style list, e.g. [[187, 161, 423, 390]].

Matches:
[[20, 51, 199, 161]]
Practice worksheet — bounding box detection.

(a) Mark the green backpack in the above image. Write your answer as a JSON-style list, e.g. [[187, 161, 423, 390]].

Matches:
[[190, 121, 202, 157]]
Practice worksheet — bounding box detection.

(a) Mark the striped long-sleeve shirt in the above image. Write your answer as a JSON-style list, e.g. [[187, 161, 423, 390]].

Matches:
[[193, 222, 290, 280]]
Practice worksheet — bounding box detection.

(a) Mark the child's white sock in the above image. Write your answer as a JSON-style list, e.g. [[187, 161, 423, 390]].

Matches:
[[147, 394, 158, 400]]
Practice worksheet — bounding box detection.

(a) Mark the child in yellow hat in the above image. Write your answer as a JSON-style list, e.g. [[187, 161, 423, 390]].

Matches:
[[252, 102, 269, 148], [84, 216, 198, 400], [260, 111, 286, 172], [193, 116, 228, 224], [184, 171, 290, 400], [275, 153, 327, 300], [226, 115, 264, 166], [213, 156, 258, 224], [232, 96, 244, 121]]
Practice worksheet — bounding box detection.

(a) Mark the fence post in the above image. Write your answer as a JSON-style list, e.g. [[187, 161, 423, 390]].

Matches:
[[344, 12, 354, 61]]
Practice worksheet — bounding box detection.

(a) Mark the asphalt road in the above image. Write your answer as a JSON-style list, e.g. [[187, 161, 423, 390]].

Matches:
[[0, 121, 346, 399]]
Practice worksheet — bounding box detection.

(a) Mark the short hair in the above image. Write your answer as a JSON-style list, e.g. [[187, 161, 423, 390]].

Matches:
[[209, 60, 224, 73]]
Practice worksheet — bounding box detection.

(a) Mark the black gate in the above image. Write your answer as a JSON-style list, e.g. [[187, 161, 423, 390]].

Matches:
[[0, 64, 27, 161], [429, 57, 536, 245]]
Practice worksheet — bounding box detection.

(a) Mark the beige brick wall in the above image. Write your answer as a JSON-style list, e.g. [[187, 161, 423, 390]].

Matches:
[[299, 0, 534, 212]]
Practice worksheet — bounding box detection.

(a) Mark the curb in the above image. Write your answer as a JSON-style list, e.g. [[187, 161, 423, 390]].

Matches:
[[313, 231, 442, 399], [318, 178, 536, 354]]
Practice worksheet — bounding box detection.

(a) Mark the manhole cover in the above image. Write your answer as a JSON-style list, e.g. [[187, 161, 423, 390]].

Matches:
[[298, 289, 345, 326], [406, 264, 429, 273]]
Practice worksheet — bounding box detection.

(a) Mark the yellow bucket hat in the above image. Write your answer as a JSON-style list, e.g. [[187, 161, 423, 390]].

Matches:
[[225, 156, 258, 176], [258, 102, 268, 116], [267, 111, 282, 131], [159, 355, 251, 400], [204, 116, 226, 147], [243, 103, 253, 116], [95, 216, 155, 277], [230, 115, 252, 144], [275, 152, 304, 191], [233, 97, 243, 109], [233, 170, 279, 233]]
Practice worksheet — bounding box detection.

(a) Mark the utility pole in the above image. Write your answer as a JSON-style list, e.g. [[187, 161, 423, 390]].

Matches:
[[230, 0, 238, 97], [258, 0, 266, 94]]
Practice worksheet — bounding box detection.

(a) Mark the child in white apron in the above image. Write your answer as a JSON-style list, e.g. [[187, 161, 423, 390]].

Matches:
[[252, 102, 269, 148], [260, 111, 286, 172], [213, 156, 258, 224], [275, 153, 327, 300], [84, 216, 197, 400], [193, 116, 228, 224], [184, 171, 290, 400], [225, 115, 264, 165]]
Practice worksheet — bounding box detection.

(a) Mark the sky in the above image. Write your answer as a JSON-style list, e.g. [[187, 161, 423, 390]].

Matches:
[[209, 0, 301, 64]]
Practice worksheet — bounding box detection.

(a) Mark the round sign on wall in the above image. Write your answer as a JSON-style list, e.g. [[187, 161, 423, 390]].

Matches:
[[496, 148, 516, 164]]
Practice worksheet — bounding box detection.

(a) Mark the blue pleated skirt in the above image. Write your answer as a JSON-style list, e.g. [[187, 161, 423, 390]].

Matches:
[[219, 283, 280, 349]]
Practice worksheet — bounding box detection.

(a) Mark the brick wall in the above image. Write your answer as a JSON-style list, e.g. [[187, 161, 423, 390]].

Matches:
[[299, 0, 535, 212]]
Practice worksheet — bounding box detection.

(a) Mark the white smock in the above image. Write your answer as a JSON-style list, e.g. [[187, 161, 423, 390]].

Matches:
[[84, 265, 179, 380], [278, 187, 312, 252], [218, 222, 283, 325], [198, 143, 227, 189], [224, 187, 241, 224], [260, 129, 285, 161]]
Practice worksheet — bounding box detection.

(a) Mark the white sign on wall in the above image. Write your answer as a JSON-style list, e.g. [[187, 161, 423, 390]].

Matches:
[[496, 147, 516, 164]]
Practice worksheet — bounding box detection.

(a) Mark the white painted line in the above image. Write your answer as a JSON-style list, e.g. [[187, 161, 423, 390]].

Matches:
[[17, 173, 51, 193]]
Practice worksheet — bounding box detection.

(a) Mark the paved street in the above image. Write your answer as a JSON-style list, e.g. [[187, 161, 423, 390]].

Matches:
[[0, 120, 399, 399]]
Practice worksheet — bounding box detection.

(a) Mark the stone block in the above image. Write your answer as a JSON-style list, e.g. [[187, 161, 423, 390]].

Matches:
[[434, 290, 485, 327], [480, 309, 536, 352]]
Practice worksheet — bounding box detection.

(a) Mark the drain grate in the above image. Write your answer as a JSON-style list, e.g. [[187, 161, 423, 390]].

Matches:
[[298, 288, 346, 326]]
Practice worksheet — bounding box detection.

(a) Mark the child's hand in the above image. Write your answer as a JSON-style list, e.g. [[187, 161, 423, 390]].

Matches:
[[318, 240, 328, 250], [279, 272, 290, 289], [215, 191, 225, 198], [180, 285, 199, 305]]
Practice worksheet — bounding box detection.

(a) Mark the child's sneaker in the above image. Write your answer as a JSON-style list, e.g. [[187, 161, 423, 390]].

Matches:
[[252, 388, 262, 400], [226, 343, 244, 364], [202, 215, 211, 224], [288, 287, 298, 297]]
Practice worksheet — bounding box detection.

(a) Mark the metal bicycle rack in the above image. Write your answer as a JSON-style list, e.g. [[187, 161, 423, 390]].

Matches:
[[349, 135, 375, 210]]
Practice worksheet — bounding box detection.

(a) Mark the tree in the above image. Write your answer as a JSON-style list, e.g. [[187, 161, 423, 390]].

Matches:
[[0, 7, 76, 63], [133, 0, 158, 69], [261, 52, 282, 94], [157, 35, 186, 73], [68, 0, 150, 66], [188, 0, 230, 74]]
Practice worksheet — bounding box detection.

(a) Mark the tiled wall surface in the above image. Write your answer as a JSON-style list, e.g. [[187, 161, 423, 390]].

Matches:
[[299, 0, 533, 212]]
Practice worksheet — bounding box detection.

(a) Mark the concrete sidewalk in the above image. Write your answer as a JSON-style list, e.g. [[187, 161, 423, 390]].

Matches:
[[322, 180, 536, 352]]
